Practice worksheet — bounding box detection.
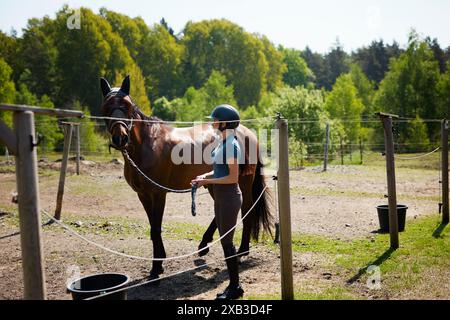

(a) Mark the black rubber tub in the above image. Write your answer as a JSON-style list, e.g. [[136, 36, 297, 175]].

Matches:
[[376, 205, 408, 233], [67, 273, 130, 300]]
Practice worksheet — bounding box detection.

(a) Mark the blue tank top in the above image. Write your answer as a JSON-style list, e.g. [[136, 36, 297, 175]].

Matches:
[[211, 134, 241, 178]]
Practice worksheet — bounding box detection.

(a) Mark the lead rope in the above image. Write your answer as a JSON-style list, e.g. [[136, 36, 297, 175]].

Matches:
[[122, 149, 201, 216], [191, 184, 198, 216], [122, 149, 192, 193]]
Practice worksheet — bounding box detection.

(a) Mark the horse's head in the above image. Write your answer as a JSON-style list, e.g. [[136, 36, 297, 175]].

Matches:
[[100, 75, 135, 150]]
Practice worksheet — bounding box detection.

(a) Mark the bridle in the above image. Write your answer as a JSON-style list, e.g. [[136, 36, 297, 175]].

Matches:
[[103, 91, 137, 151]]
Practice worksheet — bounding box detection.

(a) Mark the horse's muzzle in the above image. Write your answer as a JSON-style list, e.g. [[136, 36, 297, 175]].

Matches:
[[111, 134, 129, 150]]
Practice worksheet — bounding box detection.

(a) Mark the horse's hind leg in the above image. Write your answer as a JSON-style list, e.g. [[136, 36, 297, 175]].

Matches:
[[139, 192, 167, 284], [238, 174, 255, 257]]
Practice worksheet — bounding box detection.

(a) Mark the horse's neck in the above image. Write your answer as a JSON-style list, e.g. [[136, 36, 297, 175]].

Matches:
[[128, 115, 165, 164]]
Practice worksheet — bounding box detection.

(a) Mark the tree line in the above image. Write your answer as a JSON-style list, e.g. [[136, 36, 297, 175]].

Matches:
[[0, 5, 449, 156]]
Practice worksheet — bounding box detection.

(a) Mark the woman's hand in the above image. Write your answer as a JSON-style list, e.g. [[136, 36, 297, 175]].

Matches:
[[190, 176, 208, 187]]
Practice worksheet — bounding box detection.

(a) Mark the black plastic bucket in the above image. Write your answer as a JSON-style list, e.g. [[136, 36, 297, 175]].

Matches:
[[376, 205, 408, 233], [67, 273, 130, 300]]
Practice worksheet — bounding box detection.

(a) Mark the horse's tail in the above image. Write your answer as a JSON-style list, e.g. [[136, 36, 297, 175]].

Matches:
[[250, 158, 274, 241]]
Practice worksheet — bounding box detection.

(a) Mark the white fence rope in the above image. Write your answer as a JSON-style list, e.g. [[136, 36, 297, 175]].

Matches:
[[394, 147, 441, 160], [86, 115, 275, 124], [41, 184, 268, 262]]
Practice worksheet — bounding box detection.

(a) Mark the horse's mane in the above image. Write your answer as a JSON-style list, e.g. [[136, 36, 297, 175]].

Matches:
[[134, 107, 161, 123], [132, 106, 173, 138]]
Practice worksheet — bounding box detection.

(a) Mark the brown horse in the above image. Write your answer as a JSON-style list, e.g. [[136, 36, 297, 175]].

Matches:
[[99, 76, 273, 282]]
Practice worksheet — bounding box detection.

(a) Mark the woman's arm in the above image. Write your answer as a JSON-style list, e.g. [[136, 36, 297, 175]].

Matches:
[[198, 170, 215, 179], [204, 171, 215, 179], [201, 157, 239, 185], [190, 170, 214, 187]]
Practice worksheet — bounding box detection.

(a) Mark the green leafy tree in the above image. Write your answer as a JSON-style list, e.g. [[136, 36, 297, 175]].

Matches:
[[437, 61, 450, 119], [404, 116, 430, 152], [98, 11, 179, 105], [301, 46, 327, 89], [139, 24, 184, 102], [160, 18, 175, 37], [100, 8, 148, 60], [0, 31, 21, 83], [373, 31, 441, 139], [152, 97, 177, 121], [0, 58, 16, 127], [348, 64, 375, 117], [269, 86, 328, 154], [71, 101, 107, 153], [259, 36, 286, 92], [175, 71, 237, 122], [324, 39, 350, 90], [426, 37, 448, 73], [289, 137, 308, 168], [14, 84, 63, 152], [280, 47, 314, 88], [352, 40, 402, 86], [52, 6, 149, 114], [182, 19, 271, 107], [324, 74, 364, 142], [0, 58, 16, 104], [18, 17, 58, 98]]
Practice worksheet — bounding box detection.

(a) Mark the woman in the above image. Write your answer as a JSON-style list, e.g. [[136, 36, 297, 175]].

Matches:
[[190, 104, 244, 300]]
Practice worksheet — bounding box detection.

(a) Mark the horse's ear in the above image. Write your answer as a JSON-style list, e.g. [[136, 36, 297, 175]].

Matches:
[[120, 75, 130, 96], [100, 77, 111, 97]]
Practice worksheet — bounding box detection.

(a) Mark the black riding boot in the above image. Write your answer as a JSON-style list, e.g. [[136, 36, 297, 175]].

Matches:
[[216, 244, 244, 300]]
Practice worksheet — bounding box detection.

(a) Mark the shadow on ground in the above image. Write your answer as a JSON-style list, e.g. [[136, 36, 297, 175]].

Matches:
[[127, 256, 263, 300]]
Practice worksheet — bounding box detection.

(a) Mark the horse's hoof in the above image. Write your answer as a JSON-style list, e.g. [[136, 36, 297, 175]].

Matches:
[[147, 268, 163, 286], [237, 248, 250, 257], [198, 242, 210, 257]]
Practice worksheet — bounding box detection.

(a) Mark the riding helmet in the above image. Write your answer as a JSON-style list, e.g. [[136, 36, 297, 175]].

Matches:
[[207, 104, 240, 130]]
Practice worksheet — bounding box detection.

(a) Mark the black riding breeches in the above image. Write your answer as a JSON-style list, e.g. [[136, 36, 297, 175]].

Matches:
[[212, 183, 243, 247]]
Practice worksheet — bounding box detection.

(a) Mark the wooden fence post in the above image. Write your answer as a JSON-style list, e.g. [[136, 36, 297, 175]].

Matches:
[[76, 124, 81, 175], [359, 136, 363, 164], [323, 123, 330, 172], [13, 111, 47, 299], [276, 115, 294, 300], [41, 135, 45, 160], [54, 123, 73, 220], [378, 113, 399, 249], [442, 119, 449, 224], [349, 141, 353, 162], [340, 137, 344, 165], [1, 104, 83, 300]]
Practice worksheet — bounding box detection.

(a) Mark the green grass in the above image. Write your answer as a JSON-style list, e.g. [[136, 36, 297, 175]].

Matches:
[[247, 285, 362, 300], [1, 203, 448, 299], [257, 214, 449, 299]]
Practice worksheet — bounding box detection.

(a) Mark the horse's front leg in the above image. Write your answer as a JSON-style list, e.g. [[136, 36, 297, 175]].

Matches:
[[139, 192, 167, 283]]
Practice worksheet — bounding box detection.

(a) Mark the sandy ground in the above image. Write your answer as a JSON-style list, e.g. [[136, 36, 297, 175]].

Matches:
[[0, 160, 442, 300]]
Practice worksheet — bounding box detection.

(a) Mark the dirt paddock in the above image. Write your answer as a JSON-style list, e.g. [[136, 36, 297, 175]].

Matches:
[[0, 159, 444, 300]]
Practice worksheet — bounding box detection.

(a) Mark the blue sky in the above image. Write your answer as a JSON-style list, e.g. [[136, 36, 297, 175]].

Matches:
[[1, 0, 449, 53]]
